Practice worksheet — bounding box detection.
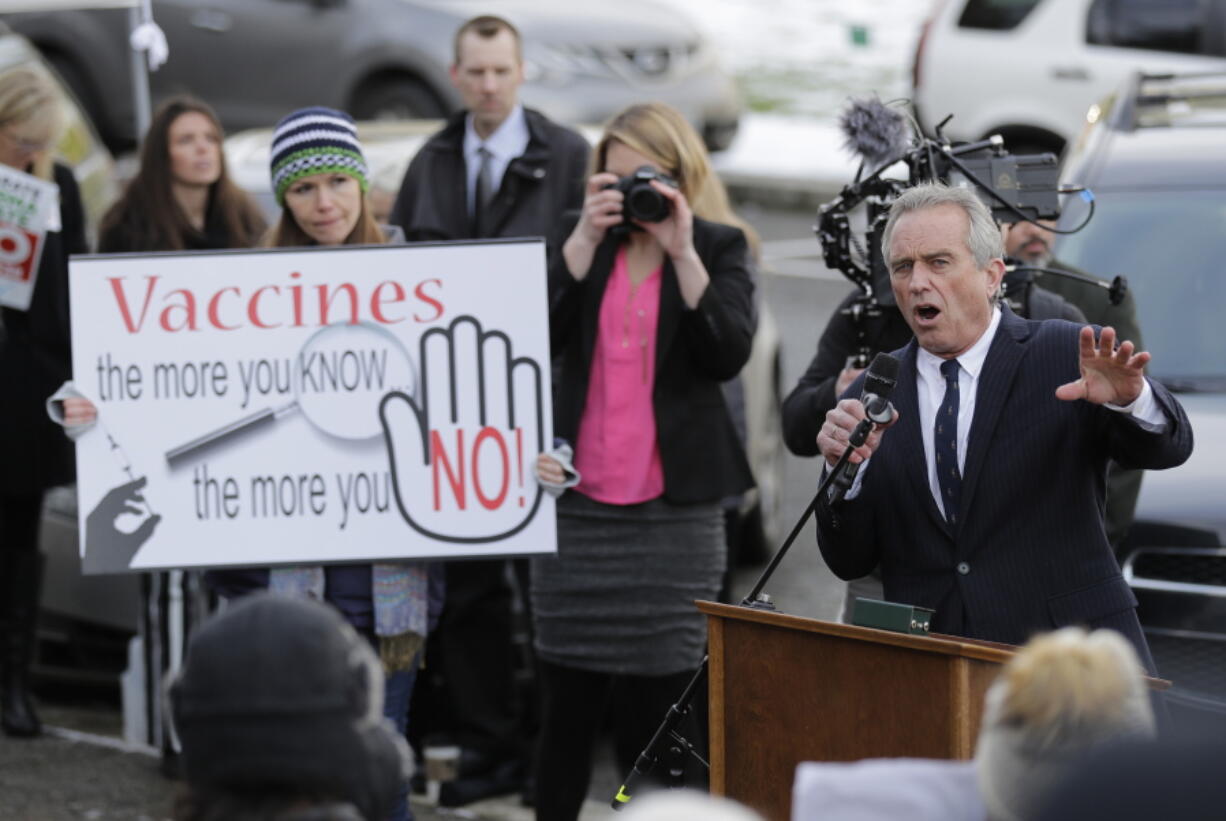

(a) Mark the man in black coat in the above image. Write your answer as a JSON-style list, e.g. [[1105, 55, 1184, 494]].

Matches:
[[814, 184, 1192, 669], [387, 14, 589, 806], [784, 240, 1085, 620], [389, 16, 589, 249]]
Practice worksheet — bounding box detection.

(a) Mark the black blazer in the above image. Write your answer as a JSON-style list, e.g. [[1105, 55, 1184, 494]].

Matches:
[[550, 215, 756, 504], [816, 308, 1193, 661]]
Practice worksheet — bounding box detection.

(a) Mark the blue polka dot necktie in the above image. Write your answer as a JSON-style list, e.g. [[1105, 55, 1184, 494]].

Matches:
[[936, 358, 962, 524]]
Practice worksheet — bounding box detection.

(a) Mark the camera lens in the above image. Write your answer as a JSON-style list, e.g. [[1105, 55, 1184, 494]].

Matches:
[[626, 186, 668, 222]]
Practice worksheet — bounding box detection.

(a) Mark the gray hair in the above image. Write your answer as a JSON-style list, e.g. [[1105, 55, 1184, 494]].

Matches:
[[974, 628, 1155, 821], [620, 790, 764, 821], [881, 182, 1004, 269]]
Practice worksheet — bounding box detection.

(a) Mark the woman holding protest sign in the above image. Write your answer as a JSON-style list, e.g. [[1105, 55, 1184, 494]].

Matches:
[[203, 106, 429, 821], [98, 95, 265, 253], [531, 102, 757, 820], [0, 66, 88, 738]]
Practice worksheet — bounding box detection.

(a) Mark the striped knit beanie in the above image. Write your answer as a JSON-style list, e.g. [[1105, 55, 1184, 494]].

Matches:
[[270, 106, 369, 206]]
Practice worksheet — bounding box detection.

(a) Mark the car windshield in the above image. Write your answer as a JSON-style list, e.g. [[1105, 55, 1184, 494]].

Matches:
[[1054, 189, 1226, 390]]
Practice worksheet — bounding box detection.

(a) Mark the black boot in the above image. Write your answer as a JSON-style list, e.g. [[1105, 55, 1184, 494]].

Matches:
[[2, 551, 44, 738]]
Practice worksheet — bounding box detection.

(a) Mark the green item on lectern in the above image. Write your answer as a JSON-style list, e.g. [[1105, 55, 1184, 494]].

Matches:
[[851, 598, 934, 635]]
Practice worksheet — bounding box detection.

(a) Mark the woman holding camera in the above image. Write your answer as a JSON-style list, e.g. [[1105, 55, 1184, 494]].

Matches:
[[532, 102, 757, 820]]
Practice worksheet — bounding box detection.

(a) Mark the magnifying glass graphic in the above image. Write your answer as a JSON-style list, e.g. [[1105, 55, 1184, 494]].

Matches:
[[164, 321, 416, 468]]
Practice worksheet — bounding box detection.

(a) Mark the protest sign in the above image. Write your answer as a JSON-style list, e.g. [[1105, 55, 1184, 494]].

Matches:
[[0, 164, 59, 311], [68, 238, 555, 573]]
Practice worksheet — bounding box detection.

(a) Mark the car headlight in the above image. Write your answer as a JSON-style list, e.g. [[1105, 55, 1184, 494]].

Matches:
[[523, 43, 609, 86]]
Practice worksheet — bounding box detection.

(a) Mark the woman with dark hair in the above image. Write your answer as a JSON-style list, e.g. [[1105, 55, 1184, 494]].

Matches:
[[531, 101, 758, 820], [205, 106, 429, 821], [0, 65, 88, 738], [97, 95, 265, 253]]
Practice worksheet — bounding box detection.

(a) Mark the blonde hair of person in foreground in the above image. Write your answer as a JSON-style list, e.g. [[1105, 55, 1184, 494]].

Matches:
[[975, 627, 1156, 821], [620, 789, 764, 821]]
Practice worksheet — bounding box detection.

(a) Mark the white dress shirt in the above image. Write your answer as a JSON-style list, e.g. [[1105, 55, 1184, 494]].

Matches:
[[463, 104, 530, 218]]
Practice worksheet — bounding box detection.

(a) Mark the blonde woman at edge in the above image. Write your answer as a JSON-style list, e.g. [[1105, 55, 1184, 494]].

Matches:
[[0, 67, 87, 738]]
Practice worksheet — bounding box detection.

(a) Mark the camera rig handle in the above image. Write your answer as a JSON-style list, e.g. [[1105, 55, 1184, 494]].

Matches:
[[1007, 263, 1130, 306]]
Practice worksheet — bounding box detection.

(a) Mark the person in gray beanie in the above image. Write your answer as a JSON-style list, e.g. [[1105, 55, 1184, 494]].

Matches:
[[169, 592, 411, 821], [203, 104, 434, 821]]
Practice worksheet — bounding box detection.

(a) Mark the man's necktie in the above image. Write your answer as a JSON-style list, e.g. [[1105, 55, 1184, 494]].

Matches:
[[936, 358, 962, 523], [472, 146, 494, 237]]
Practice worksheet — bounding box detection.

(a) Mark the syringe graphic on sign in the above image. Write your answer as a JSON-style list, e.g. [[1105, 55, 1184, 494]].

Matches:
[[82, 428, 162, 574], [379, 315, 545, 544], [164, 321, 417, 467]]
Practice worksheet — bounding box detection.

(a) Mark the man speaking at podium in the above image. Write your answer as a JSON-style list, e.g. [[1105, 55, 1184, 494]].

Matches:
[[813, 183, 1192, 671]]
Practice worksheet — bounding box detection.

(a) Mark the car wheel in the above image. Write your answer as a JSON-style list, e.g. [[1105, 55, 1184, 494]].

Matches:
[[703, 118, 740, 153], [352, 77, 446, 121]]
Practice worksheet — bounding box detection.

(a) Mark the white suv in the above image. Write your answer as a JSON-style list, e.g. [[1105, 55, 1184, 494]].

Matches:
[[912, 0, 1226, 155]]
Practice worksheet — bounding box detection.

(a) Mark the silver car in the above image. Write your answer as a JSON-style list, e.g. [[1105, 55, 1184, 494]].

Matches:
[[4, 0, 742, 151], [1054, 71, 1226, 722]]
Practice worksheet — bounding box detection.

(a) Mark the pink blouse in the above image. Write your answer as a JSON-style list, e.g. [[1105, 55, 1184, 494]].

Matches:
[[573, 247, 665, 504]]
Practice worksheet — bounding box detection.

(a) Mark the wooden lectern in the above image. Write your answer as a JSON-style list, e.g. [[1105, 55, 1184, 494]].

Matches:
[[699, 601, 1015, 821]]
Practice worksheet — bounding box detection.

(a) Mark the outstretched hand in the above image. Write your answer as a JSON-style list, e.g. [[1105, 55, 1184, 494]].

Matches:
[[1055, 326, 1149, 406]]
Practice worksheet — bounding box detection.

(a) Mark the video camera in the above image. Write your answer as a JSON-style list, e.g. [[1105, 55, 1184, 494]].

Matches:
[[812, 100, 1087, 367], [817, 102, 1064, 314]]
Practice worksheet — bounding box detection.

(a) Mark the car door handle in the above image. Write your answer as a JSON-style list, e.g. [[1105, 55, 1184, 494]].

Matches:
[[189, 9, 232, 33], [1051, 65, 1091, 82]]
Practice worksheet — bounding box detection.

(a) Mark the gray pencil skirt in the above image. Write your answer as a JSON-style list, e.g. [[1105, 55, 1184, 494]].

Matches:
[[531, 491, 725, 677]]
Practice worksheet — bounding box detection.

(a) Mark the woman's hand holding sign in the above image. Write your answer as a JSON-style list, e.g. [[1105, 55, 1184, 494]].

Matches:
[[379, 316, 546, 543]]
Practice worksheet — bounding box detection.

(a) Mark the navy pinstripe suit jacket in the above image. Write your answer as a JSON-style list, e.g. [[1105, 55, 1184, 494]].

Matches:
[[815, 308, 1193, 663]]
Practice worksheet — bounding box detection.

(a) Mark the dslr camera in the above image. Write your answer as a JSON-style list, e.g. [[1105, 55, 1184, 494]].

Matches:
[[605, 165, 678, 224]]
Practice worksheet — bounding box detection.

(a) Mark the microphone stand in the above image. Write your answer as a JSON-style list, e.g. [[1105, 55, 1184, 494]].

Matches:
[[611, 412, 884, 810], [741, 402, 885, 608]]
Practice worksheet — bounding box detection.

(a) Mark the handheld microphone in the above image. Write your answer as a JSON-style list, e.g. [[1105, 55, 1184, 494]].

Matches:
[[829, 352, 899, 504]]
